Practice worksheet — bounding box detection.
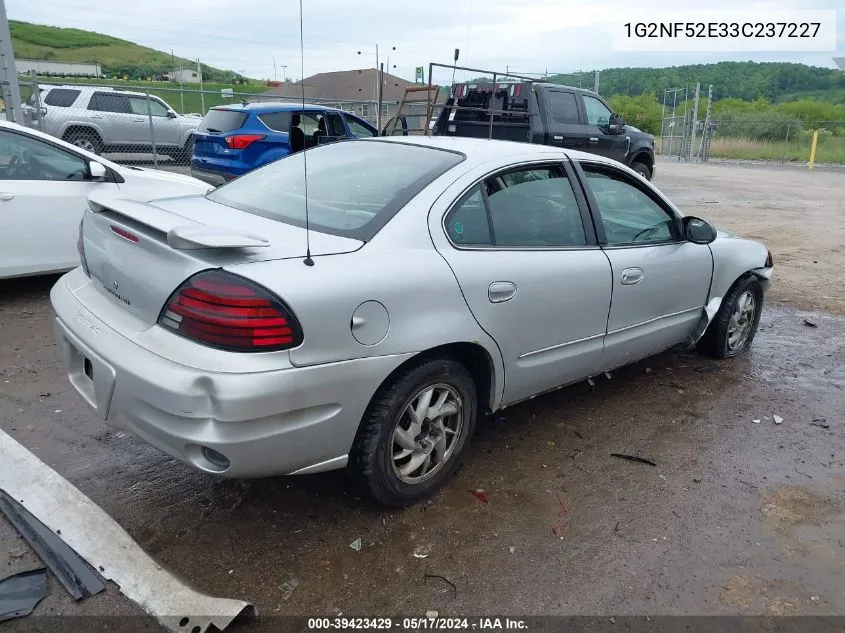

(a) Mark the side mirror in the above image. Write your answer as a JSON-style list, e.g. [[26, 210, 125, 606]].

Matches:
[[167, 111, 178, 118], [683, 216, 717, 244], [89, 161, 108, 181], [608, 114, 625, 134]]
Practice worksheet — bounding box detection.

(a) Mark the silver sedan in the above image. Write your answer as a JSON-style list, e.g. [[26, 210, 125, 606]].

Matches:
[[50, 137, 773, 506]]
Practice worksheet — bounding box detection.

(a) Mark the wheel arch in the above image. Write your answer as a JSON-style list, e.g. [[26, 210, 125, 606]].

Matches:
[[367, 341, 501, 418], [629, 149, 654, 171], [62, 124, 104, 144]]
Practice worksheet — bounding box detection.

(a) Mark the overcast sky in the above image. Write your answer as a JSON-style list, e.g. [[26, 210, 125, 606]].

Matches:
[[7, 0, 844, 81]]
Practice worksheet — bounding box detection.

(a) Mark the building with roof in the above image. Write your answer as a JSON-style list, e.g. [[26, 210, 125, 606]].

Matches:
[[262, 68, 441, 130]]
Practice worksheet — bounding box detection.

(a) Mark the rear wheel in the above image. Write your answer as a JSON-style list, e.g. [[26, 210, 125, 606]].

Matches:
[[631, 161, 652, 180], [65, 130, 103, 155], [168, 138, 194, 165], [351, 357, 477, 507], [697, 275, 763, 358]]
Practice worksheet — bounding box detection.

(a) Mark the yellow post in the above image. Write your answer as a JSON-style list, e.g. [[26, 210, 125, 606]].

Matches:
[[809, 129, 819, 170]]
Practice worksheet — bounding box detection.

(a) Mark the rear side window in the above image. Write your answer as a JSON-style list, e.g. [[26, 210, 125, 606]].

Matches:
[[44, 89, 81, 107], [88, 93, 130, 113], [546, 91, 580, 125], [257, 111, 292, 132], [199, 109, 248, 133]]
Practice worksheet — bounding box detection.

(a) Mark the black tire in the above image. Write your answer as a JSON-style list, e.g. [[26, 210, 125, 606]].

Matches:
[[65, 130, 103, 155], [351, 357, 477, 507], [177, 137, 194, 165], [631, 161, 652, 180], [697, 275, 764, 358]]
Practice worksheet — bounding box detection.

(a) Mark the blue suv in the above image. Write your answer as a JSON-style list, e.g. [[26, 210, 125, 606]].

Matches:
[[191, 102, 379, 185]]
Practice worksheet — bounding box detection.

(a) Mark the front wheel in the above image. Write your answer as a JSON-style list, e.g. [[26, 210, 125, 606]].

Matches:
[[697, 275, 764, 358], [351, 357, 477, 507], [631, 161, 652, 180]]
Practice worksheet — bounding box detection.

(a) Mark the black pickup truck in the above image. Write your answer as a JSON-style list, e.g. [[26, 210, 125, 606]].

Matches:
[[431, 81, 656, 180]]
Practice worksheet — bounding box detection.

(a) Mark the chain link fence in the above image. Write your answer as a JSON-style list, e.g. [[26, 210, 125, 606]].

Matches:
[[14, 76, 423, 168], [658, 114, 845, 165]]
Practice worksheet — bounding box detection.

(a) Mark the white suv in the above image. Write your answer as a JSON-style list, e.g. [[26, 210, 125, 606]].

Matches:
[[26, 85, 199, 163]]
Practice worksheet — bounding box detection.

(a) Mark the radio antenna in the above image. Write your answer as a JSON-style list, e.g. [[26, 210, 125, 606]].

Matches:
[[299, 0, 314, 267]]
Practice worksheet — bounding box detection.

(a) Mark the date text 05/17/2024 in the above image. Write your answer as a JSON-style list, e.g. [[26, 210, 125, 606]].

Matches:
[[306, 617, 529, 630]]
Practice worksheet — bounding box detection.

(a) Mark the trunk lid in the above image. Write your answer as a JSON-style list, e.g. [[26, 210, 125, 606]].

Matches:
[[82, 191, 362, 325]]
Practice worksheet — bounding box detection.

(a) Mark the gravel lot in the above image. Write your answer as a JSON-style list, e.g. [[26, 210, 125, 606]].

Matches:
[[0, 158, 843, 630]]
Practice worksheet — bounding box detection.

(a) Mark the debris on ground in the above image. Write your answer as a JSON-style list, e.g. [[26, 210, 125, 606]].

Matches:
[[753, 419, 761, 424], [810, 418, 830, 429], [278, 578, 299, 601], [509, 546, 515, 554], [803, 319, 818, 328], [604, 372, 612, 380], [610, 453, 658, 467], [426, 611, 439, 618], [0, 491, 105, 601], [550, 492, 566, 535], [349, 538, 362, 552], [773, 415, 784, 425], [9, 548, 26, 559], [694, 364, 719, 374], [0, 568, 50, 622], [470, 489, 488, 504], [423, 568, 456, 598], [645, 367, 653, 374], [413, 544, 432, 559]]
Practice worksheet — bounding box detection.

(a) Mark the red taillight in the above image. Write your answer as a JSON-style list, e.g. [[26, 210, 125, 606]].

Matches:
[[514, 84, 522, 97], [77, 219, 90, 277], [224, 134, 265, 150], [157, 270, 302, 352]]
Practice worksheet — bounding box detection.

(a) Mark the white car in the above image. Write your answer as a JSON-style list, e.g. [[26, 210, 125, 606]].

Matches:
[[0, 121, 210, 280]]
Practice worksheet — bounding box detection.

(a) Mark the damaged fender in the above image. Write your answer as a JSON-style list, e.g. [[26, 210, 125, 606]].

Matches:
[[689, 230, 773, 345]]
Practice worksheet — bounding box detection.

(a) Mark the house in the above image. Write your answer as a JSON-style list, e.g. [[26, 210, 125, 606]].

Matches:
[[262, 68, 441, 129], [168, 68, 202, 84]]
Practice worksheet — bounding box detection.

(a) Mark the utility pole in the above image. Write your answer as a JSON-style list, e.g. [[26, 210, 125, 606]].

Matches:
[[594, 70, 600, 94], [273, 55, 277, 81], [0, 0, 23, 124], [281, 65, 287, 82]]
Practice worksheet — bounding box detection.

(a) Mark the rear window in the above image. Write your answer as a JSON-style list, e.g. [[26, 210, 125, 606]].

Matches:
[[44, 89, 81, 107], [199, 109, 248, 133], [207, 141, 465, 241], [257, 111, 292, 132]]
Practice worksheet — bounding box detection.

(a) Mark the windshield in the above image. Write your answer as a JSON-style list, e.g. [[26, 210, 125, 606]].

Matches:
[[206, 140, 464, 240]]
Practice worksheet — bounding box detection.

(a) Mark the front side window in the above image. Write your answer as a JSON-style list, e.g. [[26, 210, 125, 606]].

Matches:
[[582, 95, 612, 127], [346, 116, 377, 138], [207, 141, 464, 240], [129, 97, 169, 117], [0, 130, 88, 181], [583, 166, 678, 245]]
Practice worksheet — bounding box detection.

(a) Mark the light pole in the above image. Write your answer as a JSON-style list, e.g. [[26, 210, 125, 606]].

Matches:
[[357, 45, 396, 124]]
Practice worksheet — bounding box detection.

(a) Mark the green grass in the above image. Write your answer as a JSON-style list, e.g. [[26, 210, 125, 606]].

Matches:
[[657, 136, 845, 164], [9, 20, 241, 83]]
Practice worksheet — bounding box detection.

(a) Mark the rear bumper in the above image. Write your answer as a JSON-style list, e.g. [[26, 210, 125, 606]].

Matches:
[[190, 167, 233, 186], [50, 268, 414, 478]]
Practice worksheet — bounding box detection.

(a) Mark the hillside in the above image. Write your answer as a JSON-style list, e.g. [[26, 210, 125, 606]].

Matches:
[[9, 20, 239, 82], [549, 61, 845, 102]]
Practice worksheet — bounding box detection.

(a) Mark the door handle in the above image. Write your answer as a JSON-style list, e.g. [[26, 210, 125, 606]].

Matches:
[[0, 193, 15, 201], [553, 135, 563, 141], [589, 137, 599, 143], [488, 281, 517, 303], [88, 115, 103, 120], [620, 267, 644, 285], [132, 118, 146, 123]]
